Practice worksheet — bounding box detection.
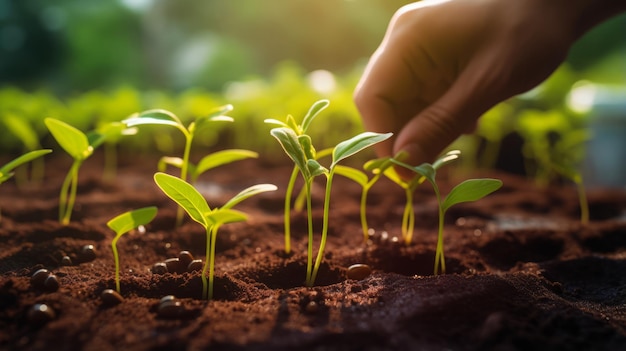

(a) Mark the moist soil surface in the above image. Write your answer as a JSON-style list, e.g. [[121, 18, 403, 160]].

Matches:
[[1, 152, 626, 351]]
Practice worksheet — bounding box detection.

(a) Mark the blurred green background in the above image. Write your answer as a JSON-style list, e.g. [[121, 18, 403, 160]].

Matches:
[[1, 0, 624, 93]]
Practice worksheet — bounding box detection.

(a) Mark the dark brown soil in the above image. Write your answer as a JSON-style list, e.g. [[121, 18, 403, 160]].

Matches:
[[1, 151, 626, 351]]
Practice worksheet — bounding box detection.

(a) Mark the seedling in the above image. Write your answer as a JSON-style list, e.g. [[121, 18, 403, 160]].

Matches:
[[107, 206, 158, 293], [335, 150, 460, 244], [124, 105, 234, 225], [45, 118, 127, 225], [269, 114, 391, 286], [392, 159, 502, 274], [157, 149, 258, 185], [3, 114, 47, 186], [264, 99, 329, 254], [153, 172, 276, 299]]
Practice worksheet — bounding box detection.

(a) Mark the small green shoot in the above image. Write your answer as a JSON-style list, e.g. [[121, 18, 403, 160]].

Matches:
[[392, 158, 502, 274], [153, 172, 276, 299], [158, 149, 258, 184], [0, 149, 53, 186], [269, 107, 391, 286], [265, 99, 329, 254], [124, 106, 234, 225], [107, 206, 158, 294], [45, 118, 127, 225], [3, 114, 47, 186]]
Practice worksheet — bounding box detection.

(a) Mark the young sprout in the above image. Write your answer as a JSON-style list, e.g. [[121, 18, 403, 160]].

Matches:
[[153, 172, 276, 300], [44, 118, 127, 225], [264, 99, 329, 254], [392, 158, 502, 275], [107, 206, 158, 294], [270, 120, 391, 286], [3, 114, 47, 186], [124, 105, 234, 226], [157, 149, 258, 185]]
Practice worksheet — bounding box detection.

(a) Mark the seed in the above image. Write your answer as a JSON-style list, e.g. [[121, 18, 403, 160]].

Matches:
[[158, 295, 184, 318], [178, 251, 194, 267], [27, 304, 55, 326], [187, 259, 203, 272], [61, 256, 73, 266], [79, 244, 97, 262], [151, 262, 168, 275], [164, 257, 185, 274], [43, 275, 60, 292], [101, 289, 124, 307], [30, 269, 50, 288], [159, 295, 176, 305], [305, 301, 318, 314], [347, 264, 372, 280]]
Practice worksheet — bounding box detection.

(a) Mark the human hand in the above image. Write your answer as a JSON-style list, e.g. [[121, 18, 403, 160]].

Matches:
[[354, 0, 585, 173]]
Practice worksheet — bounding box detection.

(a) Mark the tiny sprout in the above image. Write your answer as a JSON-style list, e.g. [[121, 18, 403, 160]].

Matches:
[[392, 157, 502, 274], [45, 118, 127, 225], [124, 105, 234, 226], [153, 172, 276, 299], [0, 149, 52, 186], [107, 206, 158, 293]]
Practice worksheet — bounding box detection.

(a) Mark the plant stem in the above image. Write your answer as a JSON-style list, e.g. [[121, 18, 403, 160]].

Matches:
[[201, 226, 211, 300], [310, 169, 335, 286], [402, 188, 414, 245], [111, 236, 121, 293], [432, 185, 445, 275], [575, 177, 589, 225], [284, 166, 299, 254], [208, 224, 219, 300], [360, 184, 371, 242], [59, 160, 81, 225], [305, 181, 314, 285], [176, 134, 194, 227]]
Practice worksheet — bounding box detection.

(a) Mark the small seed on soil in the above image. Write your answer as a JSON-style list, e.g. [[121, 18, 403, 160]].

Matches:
[[101, 289, 124, 306], [79, 244, 97, 262], [178, 251, 194, 266], [160, 295, 176, 305], [305, 301, 319, 314], [43, 275, 60, 292], [30, 269, 50, 288], [187, 259, 203, 272], [61, 256, 73, 266], [164, 257, 185, 274], [27, 304, 55, 325], [347, 264, 372, 280], [151, 262, 168, 275], [158, 296, 184, 318]]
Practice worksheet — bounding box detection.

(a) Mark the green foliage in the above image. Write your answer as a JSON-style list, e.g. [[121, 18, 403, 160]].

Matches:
[[45, 118, 127, 225], [392, 157, 502, 274], [0, 149, 52, 185], [107, 206, 158, 293], [153, 172, 276, 299], [268, 99, 391, 286]]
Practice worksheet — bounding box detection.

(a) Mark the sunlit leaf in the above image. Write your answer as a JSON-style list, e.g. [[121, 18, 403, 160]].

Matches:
[[153, 172, 211, 227], [334, 165, 368, 187], [3, 114, 39, 150], [195, 149, 258, 176], [205, 208, 248, 226], [45, 118, 92, 160], [301, 99, 329, 133], [222, 184, 277, 210], [332, 132, 392, 167], [270, 127, 309, 178], [0, 149, 52, 183], [107, 206, 158, 236], [442, 178, 502, 212]]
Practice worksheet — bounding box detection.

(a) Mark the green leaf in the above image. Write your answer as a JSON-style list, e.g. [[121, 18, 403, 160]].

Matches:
[[3, 114, 40, 150], [45, 118, 92, 160], [270, 127, 309, 178], [364, 156, 394, 174], [334, 165, 368, 187], [263, 118, 289, 128], [222, 183, 277, 210], [301, 99, 329, 133], [123, 109, 182, 129], [153, 172, 211, 227], [432, 150, 460, 169], [390, 159, 436, 185], [307, 159, 328, 178], [442, 178, 503, 212], [87, 122, 127, 149], [286, 115, 300, 134], [205, 208, 248, 226], [158, 156, 185, 172], [195, 149, 258, 176], [107, 206, 158, 236], [0, 149, 52, 183], [206, 104, 234, 119], [332, 132, 392, 167], [298, 134, 316, 160]]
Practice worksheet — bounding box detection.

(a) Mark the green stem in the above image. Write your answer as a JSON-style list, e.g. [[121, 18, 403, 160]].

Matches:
[[575, 177, 589, 225], [310, 169, 334, 287], [284, 166, 299, 254], [305, 181, 314, 285], [59, 160, 81, 225], [208, 224, 219, 300], [402, 188, 414, 245], [112, 236, 121, 293], [432, 185, 445, 275], [176, 134, 193, 227], [201, 226, 211, 300], [360, 184, 371, 242]]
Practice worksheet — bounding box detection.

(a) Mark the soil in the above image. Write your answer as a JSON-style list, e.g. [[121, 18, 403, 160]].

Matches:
[[1, 150, 626, 351]]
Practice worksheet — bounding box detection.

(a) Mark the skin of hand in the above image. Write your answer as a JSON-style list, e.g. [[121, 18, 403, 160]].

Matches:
[[353, 0, 625, 176]]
